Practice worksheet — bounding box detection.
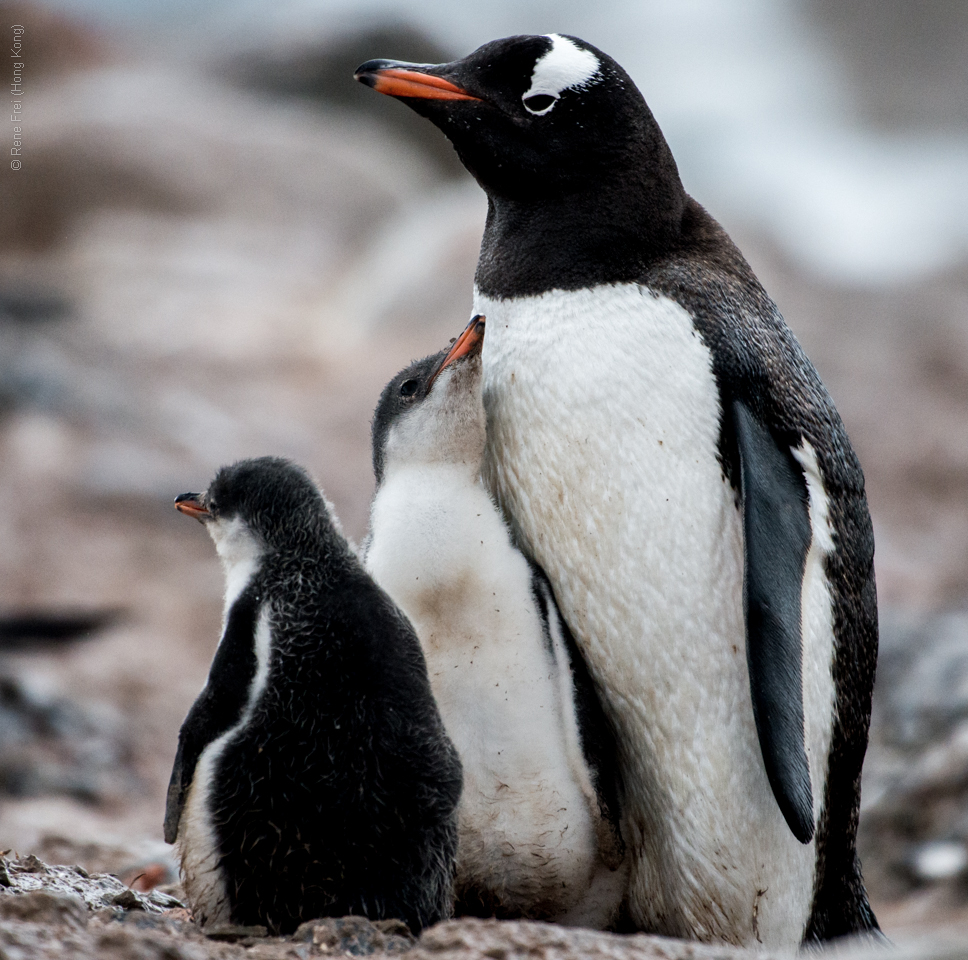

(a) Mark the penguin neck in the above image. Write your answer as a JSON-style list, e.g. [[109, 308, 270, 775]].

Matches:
[[381, 382, 487, 484], [380, 457, 483, 496], [209, 516, 265, 611], [474, 163, 687, 300]]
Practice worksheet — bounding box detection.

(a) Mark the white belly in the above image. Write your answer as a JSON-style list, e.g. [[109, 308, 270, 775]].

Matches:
[[475, 284, 835, 947], [178, 733, 233, 928], [366, 467, 624, 925], [178, 605, 274, 928]]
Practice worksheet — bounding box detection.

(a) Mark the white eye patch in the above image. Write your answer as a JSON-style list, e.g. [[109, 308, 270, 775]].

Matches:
[[522, 34, 600, 115]]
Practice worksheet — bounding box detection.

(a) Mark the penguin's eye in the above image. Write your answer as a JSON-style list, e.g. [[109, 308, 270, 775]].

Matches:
[[399, 379, 419, 399], [523, 94, 558, 115]]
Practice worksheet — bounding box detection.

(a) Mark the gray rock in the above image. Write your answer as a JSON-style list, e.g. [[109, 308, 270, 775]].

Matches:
[[1, 853, 968, 960], [874, 612, 968, 749], [859, 611, 968, 901], [0, 673, 137, 804], [0, 888, 88, 929], [301, 915, 415, 955], [0, 854, 178, 914], [410, 919, 782, 960]]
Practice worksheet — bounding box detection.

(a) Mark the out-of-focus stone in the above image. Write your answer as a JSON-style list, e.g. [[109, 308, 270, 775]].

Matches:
[[911, 842, 968, 883], [411, 918, 782, 960], [225, 22, 468, 181], [874, 612, 968, 749], [0, 671, 136, 804], [204, 924, 269, 942], [0, 888, 88, 928], [305, 915, 414, 955], [859, 611, 968, 904]]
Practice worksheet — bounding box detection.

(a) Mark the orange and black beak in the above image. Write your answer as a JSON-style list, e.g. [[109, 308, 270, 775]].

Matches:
[[175, 492, 211, 523], [427, 315, 486, 391], [354, 59, 481, 103]]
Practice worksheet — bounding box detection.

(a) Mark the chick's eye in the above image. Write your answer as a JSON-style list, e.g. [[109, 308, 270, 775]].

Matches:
[[523, 94, 557, 115], [399, 379, 419, 399]]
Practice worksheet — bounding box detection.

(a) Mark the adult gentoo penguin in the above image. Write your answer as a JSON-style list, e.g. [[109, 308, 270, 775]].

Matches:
[[356, 35, 880, 946], [167, 457, 461, 935], [365, 317, 627, 928]]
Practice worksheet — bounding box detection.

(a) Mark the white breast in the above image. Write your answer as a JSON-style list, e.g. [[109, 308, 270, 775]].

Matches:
[[366, 464, 625, 925], [475, 283, 836, 947]]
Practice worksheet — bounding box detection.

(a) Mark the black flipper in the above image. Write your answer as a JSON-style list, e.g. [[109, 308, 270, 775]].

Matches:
[[529, 563, 625, 868], [164, 590, 259, 844], [732, 399, 814, 844]]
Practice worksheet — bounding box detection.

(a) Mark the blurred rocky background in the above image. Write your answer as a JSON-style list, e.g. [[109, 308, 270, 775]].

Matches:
[[0, 0, 966, 949]]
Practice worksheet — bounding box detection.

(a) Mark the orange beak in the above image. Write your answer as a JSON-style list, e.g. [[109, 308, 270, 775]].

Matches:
[[354, 62, 481, 102], [427, 315, 486, 390], [175, 492, 211, 522]]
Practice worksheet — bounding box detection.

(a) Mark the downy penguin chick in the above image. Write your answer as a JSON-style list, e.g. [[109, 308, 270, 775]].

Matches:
[[365, 318, 627, 928], [167, 457, 462, 935]]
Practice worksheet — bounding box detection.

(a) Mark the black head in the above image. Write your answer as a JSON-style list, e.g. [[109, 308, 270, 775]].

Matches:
[[355, 34, 683, 208], [371, 316, 485, 485], [175, 457, 329, 549], [356, 35, 686, 295]]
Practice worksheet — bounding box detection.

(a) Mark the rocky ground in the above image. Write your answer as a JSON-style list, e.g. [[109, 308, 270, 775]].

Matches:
[[4, 857, 968, 960], [1, 2, 968, 957]]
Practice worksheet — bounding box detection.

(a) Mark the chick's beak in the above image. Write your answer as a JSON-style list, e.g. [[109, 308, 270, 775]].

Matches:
[[427, 315, 486, 390], [354, 59, 481, 102], [175, 492, 211, 523]]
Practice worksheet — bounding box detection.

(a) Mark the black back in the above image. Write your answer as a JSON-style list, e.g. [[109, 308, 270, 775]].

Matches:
[[170, 458, 462, 935], [164, 591, 259, 844]]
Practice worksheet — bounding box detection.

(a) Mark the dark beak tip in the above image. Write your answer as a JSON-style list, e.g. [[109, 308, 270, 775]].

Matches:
[[354, 58, 400, 79], [174, 492, 212, 523]]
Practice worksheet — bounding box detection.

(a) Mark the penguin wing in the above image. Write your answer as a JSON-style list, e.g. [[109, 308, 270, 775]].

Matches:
[[731, 398, 814, 844], [164, 591, 260, 844], [164, 732, 195, 844], [529, 563, 625, 869]]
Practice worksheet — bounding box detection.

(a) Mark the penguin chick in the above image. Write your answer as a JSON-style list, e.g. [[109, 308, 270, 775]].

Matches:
[[167, 457, 462, 935], [365, 318, 627, 929]]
